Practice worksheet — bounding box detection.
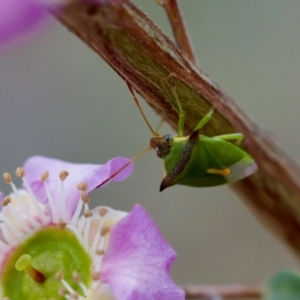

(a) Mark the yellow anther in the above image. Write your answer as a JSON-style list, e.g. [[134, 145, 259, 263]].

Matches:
[[58, 220, 67, 230], [98, 207, 108, 217], [70, 292, 79, 299], [2, 196, 11, 206], [207, 168, 231, 176], [95, 249, 105, 256], [100, 224, 111, 236], [77, 182, 88, 191], [15, 167, 25, 178], [59, 170, 69, 181], [92, 271, 101, 280], [81, 191, 89, 204], [2, 173, 12, 184], [72, 271, 81, 283], [58, 287, 67, 296], [84, 210, 93, 218], [55, 271, 64, 281], [40, 171, 49, 182]]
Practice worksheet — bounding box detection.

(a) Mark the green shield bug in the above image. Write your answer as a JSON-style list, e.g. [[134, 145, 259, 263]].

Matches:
[[99, 83, 258, 191]]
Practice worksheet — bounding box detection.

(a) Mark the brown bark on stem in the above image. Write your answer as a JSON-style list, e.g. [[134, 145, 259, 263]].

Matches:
[[159, 0, 198, 66], [53, 0, 300, 258], [184, 284, 263, 299]]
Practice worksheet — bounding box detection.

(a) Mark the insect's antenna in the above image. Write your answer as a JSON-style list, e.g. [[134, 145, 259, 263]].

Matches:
[[96, 146, 152, 188], [155, 117, 165, 133], [126, 83, 159, 136]]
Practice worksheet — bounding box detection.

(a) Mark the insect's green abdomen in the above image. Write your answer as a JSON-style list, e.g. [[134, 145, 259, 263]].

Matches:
[[161, 134, 257, 190]]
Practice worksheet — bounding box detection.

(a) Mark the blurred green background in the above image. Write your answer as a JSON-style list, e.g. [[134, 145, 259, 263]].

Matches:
[[0, 0, 299, 293]]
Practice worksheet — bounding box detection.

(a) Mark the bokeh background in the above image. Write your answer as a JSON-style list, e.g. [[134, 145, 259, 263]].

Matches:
[[0, 0, 299, 295]]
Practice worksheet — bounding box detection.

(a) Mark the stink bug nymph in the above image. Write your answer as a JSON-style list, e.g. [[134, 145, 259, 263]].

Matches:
[[99, 83, 258, 191], [128, 83, 257, 191]]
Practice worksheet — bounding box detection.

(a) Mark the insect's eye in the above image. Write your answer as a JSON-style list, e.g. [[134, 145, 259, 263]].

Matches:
[[164, 134, 172, 142]]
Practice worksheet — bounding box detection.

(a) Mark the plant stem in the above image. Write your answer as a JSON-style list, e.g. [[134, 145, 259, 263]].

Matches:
[[158, 0, 198, 66], [52, 0, 300, 258], [184, 284, 263, 299]]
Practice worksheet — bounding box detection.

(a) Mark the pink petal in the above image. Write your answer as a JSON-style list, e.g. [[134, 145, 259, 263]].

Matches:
[[23, 156, 134, 218], [101, 204, 185, 300], [0, 0, 49, 45]]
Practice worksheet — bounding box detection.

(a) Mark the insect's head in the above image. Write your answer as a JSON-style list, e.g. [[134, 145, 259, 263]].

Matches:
[[150, 134, 172, 159]]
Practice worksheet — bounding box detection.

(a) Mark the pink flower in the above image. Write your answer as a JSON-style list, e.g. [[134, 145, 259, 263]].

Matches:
[[0, 0, 62, 46], [23, 155, 133, 221], [0, 156, 184, 300], [102, 204, 185, 300]]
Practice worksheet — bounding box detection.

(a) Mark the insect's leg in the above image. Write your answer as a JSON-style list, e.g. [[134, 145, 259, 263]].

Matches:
[[194, 108, 214, 131], [170, 85, 185, 137], [213, 133, 244, 145]]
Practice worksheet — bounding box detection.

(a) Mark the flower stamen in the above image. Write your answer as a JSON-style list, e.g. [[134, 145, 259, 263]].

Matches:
[[3, 196, 33, 235], [72, 271, 88, 295], [71, 191, 92, 249], [2, 173, 12, 184], [61, 278, 77, 296], [2, 174, 38, 232], [58, 287, 67, 297], [80, 191, 89, 207], [93, 231, 107, 269], [41, 172, 59, 223], [59, 170, 69, 221], [89, 213, 105, 257], [83, 210, 92, 218], [100, 224, 111, 237], [77, 217, 86, 237], [66, 224, 84, 245], [76, 182, 88, 192], [69, 193, 84, 226], [58, 220, 67, 230], [83, 217, 91, 248], [93, 223, 111, 266], [98, 207, 108, 217], [92, 271, 101, 281], [95, 249, 105, 256], [1, 196, 11, 206], [15, 167, 25, 178], [69, 293, 79, 300], [15, 168, 49, 226], [1, 222, 19, 246], [0, 214, 17, 238], [0, 210, 26, 244], [15, 254, 46, 283], [81, 192, 90, 221]]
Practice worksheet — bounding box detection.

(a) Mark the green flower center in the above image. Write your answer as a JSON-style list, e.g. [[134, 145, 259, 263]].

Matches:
[[2, 226, 92, 300]]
